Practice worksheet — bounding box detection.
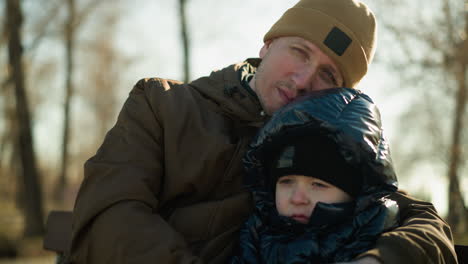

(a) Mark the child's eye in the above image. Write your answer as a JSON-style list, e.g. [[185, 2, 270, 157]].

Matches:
[[311, 182, 328, 188], [278, 178, 293, 184]]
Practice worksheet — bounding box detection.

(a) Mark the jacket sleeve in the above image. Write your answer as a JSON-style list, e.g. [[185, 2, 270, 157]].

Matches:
[[356, 191, 458, 264], [69, 79, 201, 264]]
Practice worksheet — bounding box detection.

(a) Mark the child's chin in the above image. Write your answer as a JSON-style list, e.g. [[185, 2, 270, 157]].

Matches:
[[291, 216, 309, 224]]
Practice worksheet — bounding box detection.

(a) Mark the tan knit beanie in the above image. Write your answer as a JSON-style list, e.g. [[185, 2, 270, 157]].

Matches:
[[264, 0, 377, 88]]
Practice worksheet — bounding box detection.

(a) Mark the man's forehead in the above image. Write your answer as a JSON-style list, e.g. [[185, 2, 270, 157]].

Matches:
[[274, 36, 310, 45], [276, 36, 335, 60]]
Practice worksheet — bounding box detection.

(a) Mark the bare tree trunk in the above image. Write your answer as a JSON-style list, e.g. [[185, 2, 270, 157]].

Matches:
[[6, 0, 44, 237], [446, 11, 468, 234], [179, 0, 190, 83], [55, 0, 75, 202], [0, 82, 13, 170], [0, 99, 17, 193]]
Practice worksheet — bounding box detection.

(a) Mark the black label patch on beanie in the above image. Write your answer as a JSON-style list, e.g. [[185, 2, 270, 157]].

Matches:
[[324, 27, 352, 56]]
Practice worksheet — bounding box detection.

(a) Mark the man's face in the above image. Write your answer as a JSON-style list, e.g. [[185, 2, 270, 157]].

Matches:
[[275, 175, 352, 224], [250, 36, 344, 115]]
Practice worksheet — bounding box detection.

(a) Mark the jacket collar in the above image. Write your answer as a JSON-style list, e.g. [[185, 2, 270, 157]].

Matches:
[[190, 59, 267, 126]]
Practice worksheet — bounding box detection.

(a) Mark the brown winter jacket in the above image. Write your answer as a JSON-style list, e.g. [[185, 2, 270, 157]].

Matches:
[[69, 60, 458, 264]]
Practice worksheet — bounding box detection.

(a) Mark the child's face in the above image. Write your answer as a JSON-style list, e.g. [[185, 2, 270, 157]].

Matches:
[[275, 175, 352, 224]]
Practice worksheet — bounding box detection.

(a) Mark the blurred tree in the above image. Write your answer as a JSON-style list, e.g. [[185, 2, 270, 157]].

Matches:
[[55, 0, 76, 202], [5, 0, 44, 237], [179, 0, 191, 83], [53, 0, 131, 204], [55, 0, 107, 202], [24, 1, 64, 56], [1, 0, 125, 208], [373, 0, 467, 236], [79, 1, 129, 145], [1, 0, 62, 201], [1, 2, 17, 190], [0, 93, 18, 200]]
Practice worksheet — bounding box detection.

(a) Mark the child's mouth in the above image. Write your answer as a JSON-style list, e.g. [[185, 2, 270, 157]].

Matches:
[[291, 214, 309, 224]]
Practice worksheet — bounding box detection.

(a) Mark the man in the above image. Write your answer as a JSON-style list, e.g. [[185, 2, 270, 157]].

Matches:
[[69, 0, 458, 263]]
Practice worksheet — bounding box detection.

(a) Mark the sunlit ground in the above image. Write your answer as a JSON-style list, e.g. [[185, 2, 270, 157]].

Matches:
[[0, 255, 55, 264], [0, 184, 72, 263]]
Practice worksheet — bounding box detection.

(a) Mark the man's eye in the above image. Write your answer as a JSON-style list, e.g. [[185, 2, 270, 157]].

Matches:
[[291, 47, 309, 60], [321, 70, 338, 86]]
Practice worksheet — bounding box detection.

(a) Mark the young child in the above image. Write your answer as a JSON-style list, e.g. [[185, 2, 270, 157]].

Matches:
[[231, 88, 400, 264]]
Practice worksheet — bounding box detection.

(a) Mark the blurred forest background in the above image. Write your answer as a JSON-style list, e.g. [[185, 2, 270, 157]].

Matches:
[[0, 0, 467, 262]]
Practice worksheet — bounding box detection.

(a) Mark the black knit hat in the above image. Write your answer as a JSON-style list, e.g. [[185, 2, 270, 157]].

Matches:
[[267, 132, 362, 198]]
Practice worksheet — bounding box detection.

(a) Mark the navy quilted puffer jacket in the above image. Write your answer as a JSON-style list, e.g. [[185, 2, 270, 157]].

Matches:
[[232, 88, 400, 264]]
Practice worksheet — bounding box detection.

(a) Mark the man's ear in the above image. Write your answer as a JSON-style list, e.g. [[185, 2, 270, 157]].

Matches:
[[259, 39, 273, 58]]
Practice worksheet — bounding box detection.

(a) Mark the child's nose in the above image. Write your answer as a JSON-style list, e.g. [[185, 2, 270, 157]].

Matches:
[[290, 186, 309, 205]]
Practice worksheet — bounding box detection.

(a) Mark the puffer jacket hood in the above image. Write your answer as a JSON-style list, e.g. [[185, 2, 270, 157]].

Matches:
[[244, 87, 398, 197], [232, 88, 400, 263]]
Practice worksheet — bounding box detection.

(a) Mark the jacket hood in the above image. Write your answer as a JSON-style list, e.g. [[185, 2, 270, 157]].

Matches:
[[244, 87, 398, 197], [234, 88, 400, 263]]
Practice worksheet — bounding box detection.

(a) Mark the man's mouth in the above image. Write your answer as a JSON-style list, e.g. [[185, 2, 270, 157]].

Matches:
[[278, 86, 295, 104]]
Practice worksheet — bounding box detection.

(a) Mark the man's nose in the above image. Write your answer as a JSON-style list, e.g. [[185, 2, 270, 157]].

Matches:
[[290, 66, 316, 92]]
